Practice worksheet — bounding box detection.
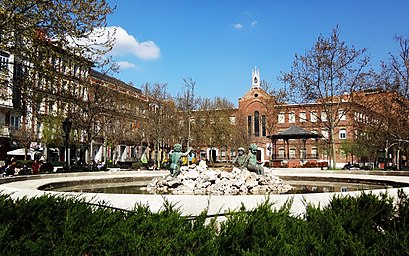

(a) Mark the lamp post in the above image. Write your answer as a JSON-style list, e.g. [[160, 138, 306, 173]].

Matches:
[[62, 118, 72, 170]]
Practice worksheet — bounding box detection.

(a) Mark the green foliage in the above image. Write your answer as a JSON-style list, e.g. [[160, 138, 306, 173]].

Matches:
[[40, 115, 65, 147], [0, 191, 409, 255], [131, 162, 144, 169], [15, 160, 32, 168]]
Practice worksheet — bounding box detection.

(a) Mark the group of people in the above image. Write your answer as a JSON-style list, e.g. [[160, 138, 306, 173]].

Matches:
[[168, 143, 265, 177], [1, 157, 41, 177]]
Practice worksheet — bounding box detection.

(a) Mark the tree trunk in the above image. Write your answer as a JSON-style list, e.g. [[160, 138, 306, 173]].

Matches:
[[330, 125, 337, 169]]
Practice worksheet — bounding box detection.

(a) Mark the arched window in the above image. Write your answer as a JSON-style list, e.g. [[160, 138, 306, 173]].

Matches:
[[247, 116, 252, 137], [254, 111, 260, 137], [262, 114, 266, 136]]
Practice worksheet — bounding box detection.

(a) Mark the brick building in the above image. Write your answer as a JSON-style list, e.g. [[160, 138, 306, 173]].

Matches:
[[206, 67, 389, 168]]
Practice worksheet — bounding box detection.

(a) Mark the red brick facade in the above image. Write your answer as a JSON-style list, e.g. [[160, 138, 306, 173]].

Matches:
[[232, 68, 356, 168]]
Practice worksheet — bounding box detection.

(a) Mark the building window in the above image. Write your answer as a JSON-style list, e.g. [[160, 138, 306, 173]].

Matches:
[[229, 116, 236, 125], [262, 115, 266, 137], [278, 148, 285, 158], [247, 116, 252, 137], [0, 113, 5, 126], [289, 112, 295, 123], [339, 110, 346, 121], [62, 59, 66, 74], [289, 148, 296, 159], [10, 115, 20, 130], [321, 129, 329, 139], [311, 148, 318, 158], [254, 111, 260, 137], [300, 147, 306, 159], [321, 111, 327, 121], [74, 65, 79, 76], [339, 128, 347, 139], [278, 112, 285, 123], [311, 111, 317, 122], [36, 121, 42, 138], [0, 54, 8, 71], [51, 57, 57, 70], [299, 112, 306, 122]]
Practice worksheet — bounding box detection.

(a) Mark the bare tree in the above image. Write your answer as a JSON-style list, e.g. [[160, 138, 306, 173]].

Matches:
[[0, 0, 115, 164], [175, 78, 199, 148], [0, 0, 115, 95], [68, 76, 115, 164], [280, 26, 371, 168], [193, 97, 236, 161], [387, 35, 409, 98], [360, 35, 409, 169], [142, 82, 177, 167]]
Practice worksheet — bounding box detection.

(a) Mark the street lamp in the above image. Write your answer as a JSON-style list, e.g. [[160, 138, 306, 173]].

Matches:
[[62, 118, 72, 170]]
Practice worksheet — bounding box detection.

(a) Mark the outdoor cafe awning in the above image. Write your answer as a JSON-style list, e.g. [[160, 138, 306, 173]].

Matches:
[[7, 148, 35, 156]]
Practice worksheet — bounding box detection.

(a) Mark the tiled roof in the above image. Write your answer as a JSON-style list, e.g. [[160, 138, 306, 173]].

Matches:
[[268, 125, 321, 140], [279, 126, 311, 136]]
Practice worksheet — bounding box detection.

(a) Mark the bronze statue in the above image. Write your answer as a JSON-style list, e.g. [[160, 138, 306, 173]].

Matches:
[[169, 143, 191, 177], [234, 147, 247, 168], [246, 143, 265, 175]]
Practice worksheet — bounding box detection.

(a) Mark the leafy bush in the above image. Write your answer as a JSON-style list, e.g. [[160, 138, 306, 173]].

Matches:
[[15, 160, 32, 168], [131, 162, 143, 169], [51, 161, 65, 166], [0, 191, 408, 254]]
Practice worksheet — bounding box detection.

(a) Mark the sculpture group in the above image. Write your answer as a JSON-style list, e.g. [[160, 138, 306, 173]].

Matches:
[[234, 144, 265, 175], [169, 143, 265, 177], [149, 143, 292, 195]]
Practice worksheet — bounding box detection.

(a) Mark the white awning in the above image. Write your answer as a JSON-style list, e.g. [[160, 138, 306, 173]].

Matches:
[[7, 148, 35, 156]]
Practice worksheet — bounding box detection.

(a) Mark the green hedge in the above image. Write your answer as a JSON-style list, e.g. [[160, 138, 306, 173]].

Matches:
[[0, 190, 408, 255]]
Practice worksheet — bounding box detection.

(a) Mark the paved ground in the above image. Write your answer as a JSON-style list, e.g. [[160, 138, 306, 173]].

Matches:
[[1, 168, 409, 218]]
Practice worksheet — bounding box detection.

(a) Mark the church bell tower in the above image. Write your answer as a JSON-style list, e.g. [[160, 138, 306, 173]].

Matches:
[[252, 66, 260, 89]]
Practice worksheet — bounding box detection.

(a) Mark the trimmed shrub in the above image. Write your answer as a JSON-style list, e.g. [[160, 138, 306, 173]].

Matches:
[[0, 190, 408, 255]]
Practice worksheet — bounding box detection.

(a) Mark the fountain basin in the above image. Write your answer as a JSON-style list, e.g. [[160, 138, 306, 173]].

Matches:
[[1, 169, 409, 217]]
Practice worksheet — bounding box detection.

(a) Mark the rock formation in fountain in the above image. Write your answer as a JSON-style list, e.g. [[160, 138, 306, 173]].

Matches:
[[147, 164, 293, 195]]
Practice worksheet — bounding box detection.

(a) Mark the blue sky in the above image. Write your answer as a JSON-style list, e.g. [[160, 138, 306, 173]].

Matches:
[[105, 0, 409, 106]]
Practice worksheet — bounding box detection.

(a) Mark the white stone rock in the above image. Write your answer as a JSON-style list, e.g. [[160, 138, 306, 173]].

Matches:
[[182, 179, 196, 190], [147, 165, 292, 195], [185, 169, 200, 180]]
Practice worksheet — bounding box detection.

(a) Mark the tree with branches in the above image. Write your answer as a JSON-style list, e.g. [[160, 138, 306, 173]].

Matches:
[[142, 82, 178, 168], [281, 26, 371, 168], [0, 0, 115, 163]]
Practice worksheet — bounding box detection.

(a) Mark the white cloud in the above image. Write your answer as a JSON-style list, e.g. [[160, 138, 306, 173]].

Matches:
[[233, 23, 243, 30], [69, 26, 160, 61], [251, 20, 258, 27], [109, 26, 160, 60], [117, 61, 137, 70]]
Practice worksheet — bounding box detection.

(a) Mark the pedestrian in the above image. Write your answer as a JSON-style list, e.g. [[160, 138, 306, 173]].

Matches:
[[31, 160, 41, 175], [18, 165, 31, 175]]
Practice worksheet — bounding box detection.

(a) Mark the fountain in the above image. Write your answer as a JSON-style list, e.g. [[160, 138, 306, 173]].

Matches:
[[1, 168, 409, 217], [147, 165, 293, 195]]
